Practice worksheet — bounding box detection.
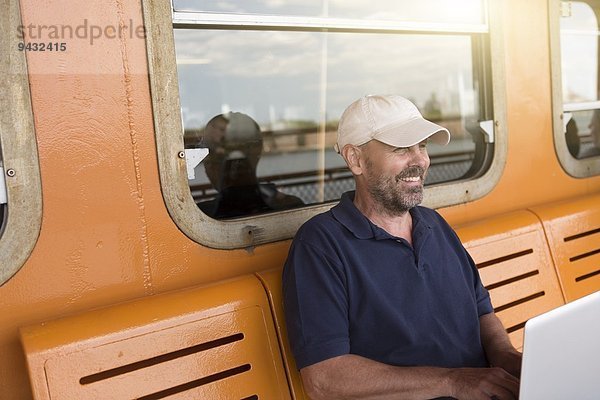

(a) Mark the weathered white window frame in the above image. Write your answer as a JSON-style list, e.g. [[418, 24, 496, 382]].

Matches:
[[0, 0, 43, 285], [141, 0, 507, 249], [549, 0, 600, 177]]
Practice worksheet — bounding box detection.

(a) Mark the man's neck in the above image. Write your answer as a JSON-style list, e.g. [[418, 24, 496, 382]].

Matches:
[[353, 191, 414, 245]]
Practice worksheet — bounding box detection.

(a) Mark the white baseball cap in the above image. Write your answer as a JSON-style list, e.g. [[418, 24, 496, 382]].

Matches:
[[334, 95, 451, 153]]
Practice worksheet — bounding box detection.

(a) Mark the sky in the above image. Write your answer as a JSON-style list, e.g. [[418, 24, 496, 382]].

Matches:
[[561, 1, 599, 103], [172, 0, 486, 130], [174, 30, 477, 130]]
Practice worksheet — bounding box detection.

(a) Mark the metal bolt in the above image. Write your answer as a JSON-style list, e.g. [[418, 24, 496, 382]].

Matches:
[[6, 169, 15, 177], [178, 151, 185, 159]]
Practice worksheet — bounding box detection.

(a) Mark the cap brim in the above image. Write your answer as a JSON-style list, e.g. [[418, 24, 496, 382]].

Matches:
[[374, 117, 451, 148]]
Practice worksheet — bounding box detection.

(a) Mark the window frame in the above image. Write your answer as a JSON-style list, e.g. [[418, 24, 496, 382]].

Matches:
[[549, 0, 600, 177], [141, 0, 507, 249], [0, 0, 43, 286]]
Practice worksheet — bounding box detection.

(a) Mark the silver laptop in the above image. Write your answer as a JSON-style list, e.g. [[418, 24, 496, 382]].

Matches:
[[520, 290, 600, 400]]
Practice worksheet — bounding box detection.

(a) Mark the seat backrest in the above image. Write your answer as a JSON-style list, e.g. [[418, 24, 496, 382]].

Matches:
[[256, 269, 307, 400], [21, 275, 291, 400], [530, 193, 600, 302], [455, 210, 565, 349]]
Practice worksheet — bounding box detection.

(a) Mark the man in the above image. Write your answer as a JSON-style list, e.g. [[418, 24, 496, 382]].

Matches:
[[282, 95, 522, 399], [197, 112, 303, 219]]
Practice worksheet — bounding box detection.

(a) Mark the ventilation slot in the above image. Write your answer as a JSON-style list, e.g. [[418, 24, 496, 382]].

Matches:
[[563, 226, 600, 287], [506, 321, 527, 334], [485, 270, 539, 291], [476, 249, 534, 270], [575, 269, 600, 283], [137, 364, 252, 400], [564, 227, 600, 242], [80, 333, 245, 385], [473, 244, 548, 344], [569, 248, 600, 262], [494, 291, 545, 313]]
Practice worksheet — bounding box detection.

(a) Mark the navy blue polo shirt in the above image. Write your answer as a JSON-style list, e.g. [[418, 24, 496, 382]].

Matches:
[[283, 191, 493, 370]]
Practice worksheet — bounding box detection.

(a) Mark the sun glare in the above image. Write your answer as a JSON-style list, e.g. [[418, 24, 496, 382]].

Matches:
[[433, 0, 486, 25]]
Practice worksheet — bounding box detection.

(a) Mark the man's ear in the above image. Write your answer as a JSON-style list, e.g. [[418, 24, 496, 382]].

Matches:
[[341, 144, 365, 176]]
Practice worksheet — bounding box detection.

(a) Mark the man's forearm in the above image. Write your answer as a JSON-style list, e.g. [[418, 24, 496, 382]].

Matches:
[[300, 354, 453, 400], [300, 353, 520, 400], [479, 313, 522, 377]]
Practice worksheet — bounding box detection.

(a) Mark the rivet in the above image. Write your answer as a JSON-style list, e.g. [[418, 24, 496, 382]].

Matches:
[[6, 169, 15, 177], [178, 151, 185, 159]]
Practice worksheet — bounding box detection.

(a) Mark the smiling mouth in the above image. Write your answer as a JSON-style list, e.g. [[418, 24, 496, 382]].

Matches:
[[396, 166, 425, 183], [399, 176, 421, 183]]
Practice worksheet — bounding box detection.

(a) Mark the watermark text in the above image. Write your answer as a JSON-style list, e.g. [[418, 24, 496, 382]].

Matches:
[[17, 19, 146, 46]]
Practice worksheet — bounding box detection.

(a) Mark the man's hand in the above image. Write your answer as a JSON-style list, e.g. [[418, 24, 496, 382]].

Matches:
[[447, 367, 520, 400]]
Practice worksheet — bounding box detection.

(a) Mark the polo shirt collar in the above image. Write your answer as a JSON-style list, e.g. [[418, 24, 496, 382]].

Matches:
[[331, 191, 374, 239], [331, 191, 432, 241]]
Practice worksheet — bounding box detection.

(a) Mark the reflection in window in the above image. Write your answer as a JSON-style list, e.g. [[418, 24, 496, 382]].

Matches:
[[565, 110, 600, 158], [196, 112, 304, 219], [561, 1, 600, 159], [174, 4, 491, 220]]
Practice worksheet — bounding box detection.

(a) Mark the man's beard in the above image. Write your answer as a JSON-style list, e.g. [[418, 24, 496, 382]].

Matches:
[[366, 164, 426, 215]]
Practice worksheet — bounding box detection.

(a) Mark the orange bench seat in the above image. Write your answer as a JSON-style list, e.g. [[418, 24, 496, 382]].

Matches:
[[22, 196, 600, 399], [21, 275, 291, 400]]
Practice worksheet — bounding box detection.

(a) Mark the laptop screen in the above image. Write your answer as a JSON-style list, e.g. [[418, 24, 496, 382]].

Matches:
[[519, 290, 600, 400]]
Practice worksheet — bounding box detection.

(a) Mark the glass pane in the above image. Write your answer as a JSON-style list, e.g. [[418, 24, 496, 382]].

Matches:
[[175, 29, 486, 219], [560, 1, 600, 159], [566, 110, 600, 158], [173, 0, 486, 25], [560, 1, 598, 103]]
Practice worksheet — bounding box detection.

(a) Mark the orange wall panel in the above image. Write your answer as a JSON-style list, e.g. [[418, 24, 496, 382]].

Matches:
[[1, 0, 600, 398]]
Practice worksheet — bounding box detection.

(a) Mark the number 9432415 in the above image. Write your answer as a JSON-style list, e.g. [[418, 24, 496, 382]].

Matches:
[[18, 42, 66, 52]]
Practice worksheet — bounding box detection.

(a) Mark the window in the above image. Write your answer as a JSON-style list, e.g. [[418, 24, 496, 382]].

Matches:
[[172, 0, 486, 23], [0, 1, 43, 285], [551, 0, 600, 176], [142, 0, 507, 248]]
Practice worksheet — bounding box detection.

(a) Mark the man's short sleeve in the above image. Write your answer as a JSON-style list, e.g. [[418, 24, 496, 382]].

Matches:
[[282, 237, 350, 369]]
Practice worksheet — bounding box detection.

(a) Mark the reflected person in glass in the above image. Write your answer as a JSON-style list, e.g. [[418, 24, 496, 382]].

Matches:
[[283, 95, 522, 400], [565, 118, 580, 158], [588, 109, 600, 154], [197, 112, 303, 219]]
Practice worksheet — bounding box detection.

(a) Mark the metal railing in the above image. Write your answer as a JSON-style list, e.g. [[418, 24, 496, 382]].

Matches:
[[190, 150, 475, 205]]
